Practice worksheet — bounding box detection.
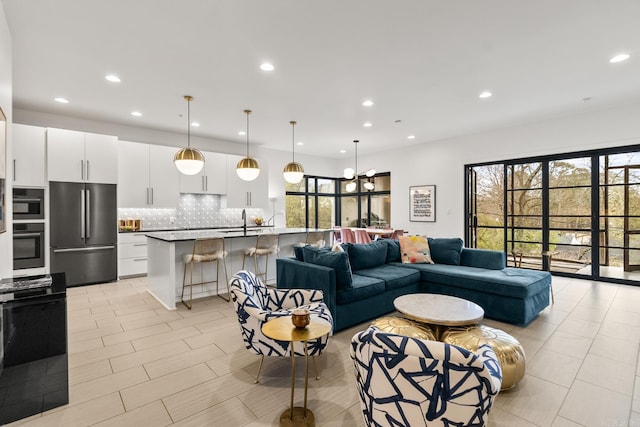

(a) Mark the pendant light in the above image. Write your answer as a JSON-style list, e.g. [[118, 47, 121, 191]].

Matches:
[[283, 120, 304, 184], [344, 140, 376, 192], [174, 95, 205, 175], [236, 109, 260, 181]]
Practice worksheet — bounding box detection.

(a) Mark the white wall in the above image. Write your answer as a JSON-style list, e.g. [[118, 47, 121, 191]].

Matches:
[[352, 102, 640, 239], [0, 4, 12, 277]]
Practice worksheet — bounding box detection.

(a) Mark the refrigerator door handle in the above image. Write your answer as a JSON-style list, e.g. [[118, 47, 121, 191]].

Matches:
[[86, 189, 91, 239], [53, 245, 116, 253], [80, 189, 85, 239]]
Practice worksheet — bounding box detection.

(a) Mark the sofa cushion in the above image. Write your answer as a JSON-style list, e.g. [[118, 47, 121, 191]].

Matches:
[[347, 241, 388, 271], [355, 265, 421, 291], [302, 246, 353, 290], [293, 245, 305, 261], [394, 263, 550, 299], [428, 238, 463, 265], [399, 235, 434, 264], [336, 274, 385, 305], [384, 239, 402, 263]]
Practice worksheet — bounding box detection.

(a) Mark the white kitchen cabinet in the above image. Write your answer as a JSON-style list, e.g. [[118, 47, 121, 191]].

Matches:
[[47, 128, 117, 183], [118, 232, 147, 277], [12, 124, 46, 187], [117, 141, 180, 208], [225, 154, 268, 208], [179, 151, 227, 194]]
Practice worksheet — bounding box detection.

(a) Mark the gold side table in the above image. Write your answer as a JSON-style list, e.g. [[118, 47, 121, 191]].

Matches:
[[262, 316, 332, 427]]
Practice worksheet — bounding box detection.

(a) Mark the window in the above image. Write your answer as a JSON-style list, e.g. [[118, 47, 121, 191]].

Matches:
[[466, 146, 640, 285], [285, 173, 391, 229]]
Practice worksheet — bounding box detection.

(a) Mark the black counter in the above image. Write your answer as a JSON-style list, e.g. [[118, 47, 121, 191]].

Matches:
[[0, 273, 68, 425]]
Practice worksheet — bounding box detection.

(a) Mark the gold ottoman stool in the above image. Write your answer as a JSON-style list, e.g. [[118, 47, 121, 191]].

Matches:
[[441, 325, 525, 391], [370, 316, 436, 341]]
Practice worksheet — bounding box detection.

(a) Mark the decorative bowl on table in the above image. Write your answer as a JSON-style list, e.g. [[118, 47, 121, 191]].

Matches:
[[291, 308, 310, 328]]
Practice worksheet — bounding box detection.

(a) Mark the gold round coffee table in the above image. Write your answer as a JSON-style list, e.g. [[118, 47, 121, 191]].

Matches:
[[262, 316, 332, 427], [441, 325, 526, 390], [394, 294, 484, 339], [370, 316, 436, 341]]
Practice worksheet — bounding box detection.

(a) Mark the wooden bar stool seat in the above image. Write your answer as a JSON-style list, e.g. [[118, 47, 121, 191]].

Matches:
[[243, 234, 280, 285]]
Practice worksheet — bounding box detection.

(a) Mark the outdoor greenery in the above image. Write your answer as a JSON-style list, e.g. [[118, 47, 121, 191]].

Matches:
[[470, 152, 640, 271]]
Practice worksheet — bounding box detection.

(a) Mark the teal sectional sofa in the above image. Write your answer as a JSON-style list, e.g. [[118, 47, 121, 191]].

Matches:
[[276, 238, 551, 332]]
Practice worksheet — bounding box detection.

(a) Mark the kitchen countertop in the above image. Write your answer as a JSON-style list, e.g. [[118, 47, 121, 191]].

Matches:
[[145, 227, 329, 242], [119, 225, 271, 233]]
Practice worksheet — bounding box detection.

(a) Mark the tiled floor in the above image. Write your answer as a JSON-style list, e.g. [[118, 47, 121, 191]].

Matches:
[[8, 275, 640, 426]]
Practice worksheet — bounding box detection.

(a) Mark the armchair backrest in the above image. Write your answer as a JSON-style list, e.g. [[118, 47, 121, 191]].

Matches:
[[351, 327, 502, 427], [230, 270, 269, 311]]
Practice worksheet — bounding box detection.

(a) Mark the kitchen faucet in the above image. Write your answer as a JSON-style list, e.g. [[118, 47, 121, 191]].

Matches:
[[242, 209, 247, 236]]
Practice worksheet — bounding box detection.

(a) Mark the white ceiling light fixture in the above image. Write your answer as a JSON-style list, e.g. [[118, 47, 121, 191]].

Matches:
[[344, 140, 376, 192], [283, 120, 305, 184], [131, 111, 142, 117], [236, 109, 260, 181], [54, 97, 69, 104], [363, 122, 373, 127], [105, 74, 121, 83], [173, 95, 205, 176], [362, 99, 374, 107], [191, 122, 200, 127], [260, 62, 274, 71], [479, 91, 493, 99], [609, 53, 631, 63], [408, 135, 416, 139]]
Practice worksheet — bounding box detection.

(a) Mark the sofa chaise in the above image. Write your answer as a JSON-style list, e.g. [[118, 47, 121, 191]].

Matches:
[[276, 238, 551, 332]]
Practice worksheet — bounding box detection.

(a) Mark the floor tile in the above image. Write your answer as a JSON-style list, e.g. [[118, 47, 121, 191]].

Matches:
[[559, 379, 631, 427]]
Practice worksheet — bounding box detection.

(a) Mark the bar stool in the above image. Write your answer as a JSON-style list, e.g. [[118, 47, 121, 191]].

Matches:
[[243, 234, 280, 285], [181, 237, 229, 309], [341, 227, 356, 243], [305, 231, 326, 247]]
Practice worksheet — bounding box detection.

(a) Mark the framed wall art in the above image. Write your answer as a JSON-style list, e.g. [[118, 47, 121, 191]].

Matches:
[[409, 185, 436, 222]]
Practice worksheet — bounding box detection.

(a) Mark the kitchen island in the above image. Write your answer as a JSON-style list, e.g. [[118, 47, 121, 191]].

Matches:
[[145, 228, 330, 309]]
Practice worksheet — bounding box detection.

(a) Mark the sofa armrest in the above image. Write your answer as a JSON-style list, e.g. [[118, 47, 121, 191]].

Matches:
[[276, 258, 337, 316], [460, 248, 506, 270]]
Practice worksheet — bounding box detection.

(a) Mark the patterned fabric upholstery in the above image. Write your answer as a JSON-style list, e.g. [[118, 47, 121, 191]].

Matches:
[[350, 327, 502, 426], [230, 270, 333, 357]]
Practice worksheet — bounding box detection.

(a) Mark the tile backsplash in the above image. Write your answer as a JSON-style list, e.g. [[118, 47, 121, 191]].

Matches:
[[118, 194, 265, 230]]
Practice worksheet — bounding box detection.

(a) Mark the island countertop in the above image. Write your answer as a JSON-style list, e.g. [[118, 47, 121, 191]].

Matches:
[[145, 227, 329, 242]]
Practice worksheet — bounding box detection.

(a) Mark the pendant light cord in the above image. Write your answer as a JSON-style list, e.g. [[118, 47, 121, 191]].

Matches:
[[245, 110, 251, 158], [291, 121, 296, 162], [187, 98, 191, 148]]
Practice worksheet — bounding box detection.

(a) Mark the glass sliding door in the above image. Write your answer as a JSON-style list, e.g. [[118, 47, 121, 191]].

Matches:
[[548, 158, 592, 275], [467, 165, 504, 251], [507, 162, 543, 269]]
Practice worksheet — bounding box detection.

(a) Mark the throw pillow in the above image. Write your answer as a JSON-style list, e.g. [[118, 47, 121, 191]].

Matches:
[[428, 237, 464, 265], [293, 244, 306, 261], [384, 239, 402, 263], [302, 246, 353, 290], [347, 240, 388, 271], [399, 235, 434, 264]]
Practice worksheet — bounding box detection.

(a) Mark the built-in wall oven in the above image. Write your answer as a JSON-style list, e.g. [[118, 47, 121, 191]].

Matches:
[[12, 188, 44, 220], [13, 223, 45, 270]]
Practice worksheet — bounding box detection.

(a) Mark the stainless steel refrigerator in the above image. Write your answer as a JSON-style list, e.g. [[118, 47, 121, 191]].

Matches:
[[49, 182, 117, 286]]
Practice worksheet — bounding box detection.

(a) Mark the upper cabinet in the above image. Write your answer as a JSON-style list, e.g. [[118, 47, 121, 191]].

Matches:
[[225, 154, 268, 208], [179, 151, 227, 195], [47, 128, 117, 183], [12, 124, 46, 187], [118, 141, 180, 208]]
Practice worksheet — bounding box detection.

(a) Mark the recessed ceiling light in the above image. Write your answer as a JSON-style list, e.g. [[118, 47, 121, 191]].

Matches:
[[191, 122, 200, 127], [340, 149, 346, 153], [479, 91, 492, 99], [105, 74, 121, 83], [54, 97, 69, 104], [131, 111, 142, 117], [609, 53, 631, 63], [238, 131, 246, 136], [362, 100, 374, 107], [296, 142, 304, 146], [363, 122, 372, 127], [260, 63, 274, 71], [408, 135, 416, 140]]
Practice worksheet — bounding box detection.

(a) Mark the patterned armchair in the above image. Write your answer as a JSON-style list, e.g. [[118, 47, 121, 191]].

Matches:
[[230, 270, 333, 382], [350, 327, 502, 427]]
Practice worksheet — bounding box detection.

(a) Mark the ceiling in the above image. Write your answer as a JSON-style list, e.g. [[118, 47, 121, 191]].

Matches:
[[3, 0, 639, 158]]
